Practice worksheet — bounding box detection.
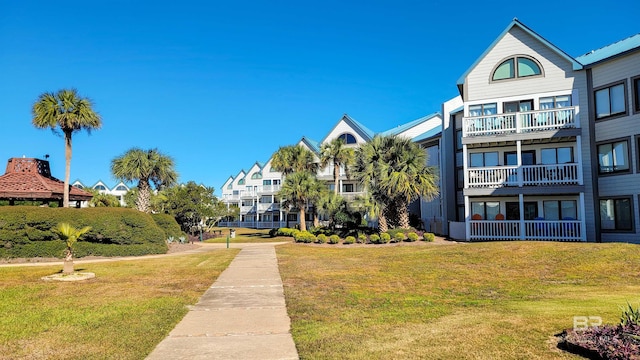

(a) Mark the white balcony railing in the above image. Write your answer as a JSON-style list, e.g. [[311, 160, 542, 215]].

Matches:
[[470, 219, 582, 241], [467, 163, 580, 188], [463, 107, 576, 137]]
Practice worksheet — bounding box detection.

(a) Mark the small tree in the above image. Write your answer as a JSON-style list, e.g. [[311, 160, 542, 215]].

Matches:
[[53, 222, 91, 274]]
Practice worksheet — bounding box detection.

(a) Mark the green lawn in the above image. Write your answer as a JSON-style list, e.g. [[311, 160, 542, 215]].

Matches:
[[0, 249, 239, 360], [204, 227, 291, 243], [277, 241, 640, 359]]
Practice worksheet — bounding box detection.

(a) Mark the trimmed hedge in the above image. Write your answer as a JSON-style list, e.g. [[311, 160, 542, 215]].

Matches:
[[0, 206, 167, 258], [151, 213, 185, 239]]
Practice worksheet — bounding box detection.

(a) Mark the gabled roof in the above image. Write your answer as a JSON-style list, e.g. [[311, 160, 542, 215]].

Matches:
[[456, 18, 582, 88], [0, 158, 93, 201], [300, 136, 320, 154], [379, 112, 441, 136], [412, 125, 442, 143], [575, 33, 640, 66], [320, 114, 375, 144]]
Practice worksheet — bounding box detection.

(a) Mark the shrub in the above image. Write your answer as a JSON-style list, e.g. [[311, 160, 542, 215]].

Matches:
[[392, 232, 406, 243], [328, 235, 340, 244], [369, 234, 380, 244], [423, 232, 435, 242], [380, 233, 391, 243], [151, 213, 184, 239], [294, 231, 316, 243], [316, 234, 327, 244], [344, 236, 355, 245], [357, 233, 367, 243], [407, 232, 419, 242], [621, 302, 640, 326], [0, 206, 166, 258], [277, 228, 296, 237], [268, 228, 278, 237]]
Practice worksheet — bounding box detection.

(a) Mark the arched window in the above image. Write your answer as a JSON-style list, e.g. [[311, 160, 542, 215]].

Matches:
[[338, 133, 357, 144], [94, 185, 107, 190], [115, 185, 128, 191], [492, 56, 543, 81], [227, 183, 233, 189], [73, 184, 84, 189], [251, 172, 262, 179], [238, 179, 245, 185]]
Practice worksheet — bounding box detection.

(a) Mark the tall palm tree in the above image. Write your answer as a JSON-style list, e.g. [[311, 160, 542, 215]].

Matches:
[[271, 145, 319, 175], [111, 148, 178, 213], [278, 171, 321, 232], [32, 89, 102, 207], [320, 137, 354, 195], [354, 135, 439, 230]]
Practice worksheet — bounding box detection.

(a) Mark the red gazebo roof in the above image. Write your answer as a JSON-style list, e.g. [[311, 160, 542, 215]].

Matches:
[[0, 158, 93, 201]]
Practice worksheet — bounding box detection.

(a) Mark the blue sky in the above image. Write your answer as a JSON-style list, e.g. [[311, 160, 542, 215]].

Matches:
[[1, 1, 638, 196]]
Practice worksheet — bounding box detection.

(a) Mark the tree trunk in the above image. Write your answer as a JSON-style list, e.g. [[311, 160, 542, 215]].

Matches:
[[63, 248, 74, 274], [398, 200, 410, 229], [333, 160, 340, 195], [299, 207, 306, 232], [378, 206, 388, 233], [63, 131, 72, 208], [137, 180, 151, 213]]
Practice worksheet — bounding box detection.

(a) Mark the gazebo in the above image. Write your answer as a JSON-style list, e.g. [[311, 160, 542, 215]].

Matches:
[[0, 157, 93, 207]]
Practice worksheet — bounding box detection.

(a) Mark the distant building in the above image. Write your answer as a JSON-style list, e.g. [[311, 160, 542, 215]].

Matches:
[[71, 180, 130, 207]]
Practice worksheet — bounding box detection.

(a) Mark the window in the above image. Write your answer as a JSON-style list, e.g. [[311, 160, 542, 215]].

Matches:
[[600, 197, 633, 231], [115, 185, 128, 191], [73, 184, 84, 189], [541, 147, 573, 164], [492, 56, 542, 81], [93, 185, 106, 190], [263, 179, 271, 186], [506, 202, 538, 220], [543, 200, 577, 220], [338, 133, 357, 144], [468, 103, 497, 117], [273, 179, 281, 185], [471, 201, 500, 220], [504, 100, 533, 113], [260, 196, 272, 204], [540, 95, 571, 109], [251, 172, 262, 179], [342, 183, 354, 192], [595, 82, 626, 119], [238, 179, 245, 185], [456, 130, 462, 150], [469, 152, 498, 167], [598, 140, 630, 174], [227, 183, 233, 189], [241, 199, 254, 207], [633, 76, 640, 112]]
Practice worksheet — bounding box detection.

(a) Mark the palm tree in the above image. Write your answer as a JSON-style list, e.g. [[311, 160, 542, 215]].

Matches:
[[271, 145, 319, 175], [32, 89, 102, 207], [354, 135, 439, 230], [53, 222, 92, 274], [278, 171, 322, 232], [320, 137, 354, 195], [111, 148, 178, 213]]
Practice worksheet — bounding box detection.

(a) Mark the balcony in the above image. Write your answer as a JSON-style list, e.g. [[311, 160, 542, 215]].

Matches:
[[467, 163, 580, 188], [463, 107, 577, 137], [469, 219, 583, 241]]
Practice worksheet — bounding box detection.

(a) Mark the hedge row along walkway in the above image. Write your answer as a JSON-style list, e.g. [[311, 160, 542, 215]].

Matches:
[[146, 243, 298, 360]]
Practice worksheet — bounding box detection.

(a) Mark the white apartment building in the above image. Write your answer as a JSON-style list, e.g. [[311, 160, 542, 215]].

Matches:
[[72, 180, 130, 207]]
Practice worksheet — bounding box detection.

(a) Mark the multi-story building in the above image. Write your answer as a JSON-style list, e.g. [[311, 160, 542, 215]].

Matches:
[[220, 113, 444, 230], [71, 180, 130, 207], [445, 19, 640, 243]]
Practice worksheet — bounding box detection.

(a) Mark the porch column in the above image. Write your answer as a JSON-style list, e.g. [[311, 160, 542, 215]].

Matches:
[[576, 136, 584, 185], [516, 140, 523, 187], [519, 194, 525, 240], [463, 144, 469, 188], [579, 192, 587, 242], [464, 195, 471, 241]]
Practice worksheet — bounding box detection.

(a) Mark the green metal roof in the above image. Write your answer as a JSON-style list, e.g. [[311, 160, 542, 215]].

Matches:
[[575, 33, 640, 66]]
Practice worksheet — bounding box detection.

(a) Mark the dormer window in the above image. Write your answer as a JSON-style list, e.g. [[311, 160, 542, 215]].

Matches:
[[115, 185, 128, 191], [492, 56, 543, 81], [251, 172, 262, 179], [94, 185, 107, 190], [338, 133, 357, 144], [238, 179, 245, 185]]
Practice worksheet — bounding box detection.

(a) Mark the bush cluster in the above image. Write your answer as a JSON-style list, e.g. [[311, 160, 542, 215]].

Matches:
[[423, 232, 435, 242], [294, 231, 316, 243], [151, 213, 185, 239], [343, 236, 355, 245], [406, 232, 419, 242], [328, 235, 340, 244], [0, 206, 167, 258], [316, 234, 327, 244]]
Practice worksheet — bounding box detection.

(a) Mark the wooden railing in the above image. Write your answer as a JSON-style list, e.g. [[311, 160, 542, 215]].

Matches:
[[463, 107, 576, 137], [467, 163, 579, 187], [469, 219, 582, 241]]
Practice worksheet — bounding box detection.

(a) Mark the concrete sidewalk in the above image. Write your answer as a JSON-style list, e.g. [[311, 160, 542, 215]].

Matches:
[[146, 245, 299, 360]]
